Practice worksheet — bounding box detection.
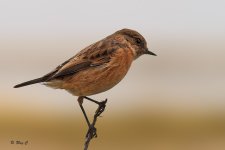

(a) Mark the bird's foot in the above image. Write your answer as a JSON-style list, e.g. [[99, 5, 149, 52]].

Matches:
[[95, 99, 107, 117], [86, 124, 97, 139]]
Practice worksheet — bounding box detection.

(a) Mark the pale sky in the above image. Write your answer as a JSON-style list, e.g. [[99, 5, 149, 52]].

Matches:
[[1, 0, 225, 36]]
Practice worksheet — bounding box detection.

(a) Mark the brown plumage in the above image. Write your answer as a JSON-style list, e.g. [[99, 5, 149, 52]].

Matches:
[[14, 28, 156, 96]]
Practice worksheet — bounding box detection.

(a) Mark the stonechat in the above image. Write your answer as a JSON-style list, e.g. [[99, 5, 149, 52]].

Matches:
[[14, 28, 156, 144]]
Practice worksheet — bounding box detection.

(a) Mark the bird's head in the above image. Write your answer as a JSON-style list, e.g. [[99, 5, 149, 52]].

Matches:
[[115, 28, 156, 59]]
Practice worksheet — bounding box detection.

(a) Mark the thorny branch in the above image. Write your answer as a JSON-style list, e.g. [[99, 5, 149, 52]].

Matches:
[[84, 99, 107, 150]]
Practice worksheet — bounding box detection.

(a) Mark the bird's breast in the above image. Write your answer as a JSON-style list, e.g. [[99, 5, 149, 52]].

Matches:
[[52, 48, 134, 96]]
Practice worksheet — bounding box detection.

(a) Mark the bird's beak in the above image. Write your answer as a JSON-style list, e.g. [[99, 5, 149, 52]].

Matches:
[[145, 49, 157, 56]]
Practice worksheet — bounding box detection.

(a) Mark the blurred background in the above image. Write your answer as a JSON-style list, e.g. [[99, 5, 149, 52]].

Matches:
[[1, 0, 225, 149]]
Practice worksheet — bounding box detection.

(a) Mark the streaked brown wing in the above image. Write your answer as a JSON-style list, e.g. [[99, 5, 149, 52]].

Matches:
[[45, 35, 119, 81], [49, 61, 92, 79], [46, 49, 115, 81]]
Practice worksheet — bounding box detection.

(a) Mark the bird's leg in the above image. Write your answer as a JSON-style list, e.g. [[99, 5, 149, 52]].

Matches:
[[78, 96, 97, 138], [83, 96, 107, 116], [83, 96, 107, 138], [78, 96, 107, 150]]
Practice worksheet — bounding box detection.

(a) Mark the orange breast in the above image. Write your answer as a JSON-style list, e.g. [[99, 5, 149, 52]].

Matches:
[[62, 48, 134, 96]]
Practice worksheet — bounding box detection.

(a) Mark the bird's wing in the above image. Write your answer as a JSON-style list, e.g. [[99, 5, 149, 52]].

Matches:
[[45, 41, 118, 81]]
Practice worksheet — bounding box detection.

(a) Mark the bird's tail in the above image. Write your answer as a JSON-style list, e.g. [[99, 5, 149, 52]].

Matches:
[[14, 77, 45, 88]]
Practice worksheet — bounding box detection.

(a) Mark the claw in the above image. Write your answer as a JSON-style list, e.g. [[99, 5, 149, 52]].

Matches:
[[95, 99, 107, 116], [86, 125, 97, 139]]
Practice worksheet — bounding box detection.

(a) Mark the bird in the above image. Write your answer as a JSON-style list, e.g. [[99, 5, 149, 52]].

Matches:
[[14, 28, 156, 140]]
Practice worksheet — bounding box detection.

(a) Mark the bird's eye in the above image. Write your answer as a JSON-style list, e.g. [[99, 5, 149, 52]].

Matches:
[[136, 38, 141, 44]]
